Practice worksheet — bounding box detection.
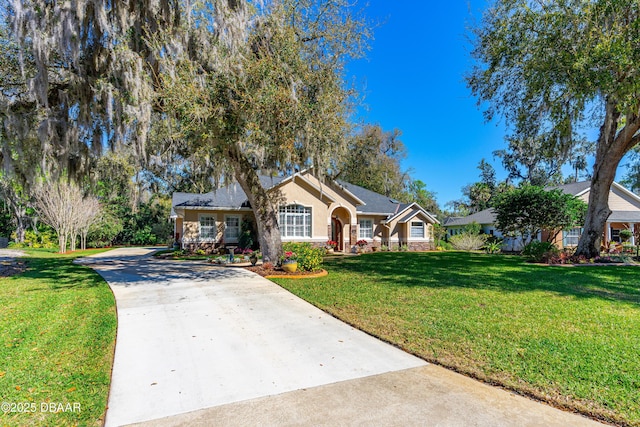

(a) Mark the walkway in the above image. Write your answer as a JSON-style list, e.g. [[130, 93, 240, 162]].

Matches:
[[83, 248, 603, 427]]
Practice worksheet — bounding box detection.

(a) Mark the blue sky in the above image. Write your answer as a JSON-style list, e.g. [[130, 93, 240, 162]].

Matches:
[[346, 1, 503, 207], [346, 1, 640, 207]]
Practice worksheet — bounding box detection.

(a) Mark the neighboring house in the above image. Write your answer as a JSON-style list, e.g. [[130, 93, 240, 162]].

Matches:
[[443, 208, 528, 251], [171, 170, 439, 253], [443, 181, 640, 250], [547, 181, 640, 248]]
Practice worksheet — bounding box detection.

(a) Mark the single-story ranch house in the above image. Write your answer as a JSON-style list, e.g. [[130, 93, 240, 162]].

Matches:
[[443, 180, 640, 251], [171, 170, 439, 253]]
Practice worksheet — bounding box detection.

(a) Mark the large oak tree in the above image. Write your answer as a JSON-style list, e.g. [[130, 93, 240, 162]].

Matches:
[[8, 1, 369, 262], [468, 0, 640, 257], [155, 0, 368, 261]]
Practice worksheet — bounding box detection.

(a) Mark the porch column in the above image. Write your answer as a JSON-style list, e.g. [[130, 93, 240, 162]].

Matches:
[[606, 223, 611, 245], [350, 224, 357, 248], [631, 223, 636, 246]]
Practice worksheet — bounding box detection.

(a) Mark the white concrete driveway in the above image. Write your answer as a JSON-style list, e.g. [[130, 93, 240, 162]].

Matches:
[[83, 248, 603, 427], [83, 248, 426, 426]]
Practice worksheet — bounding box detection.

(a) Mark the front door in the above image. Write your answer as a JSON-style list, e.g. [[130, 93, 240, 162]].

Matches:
[[331, 217, 343, 251]]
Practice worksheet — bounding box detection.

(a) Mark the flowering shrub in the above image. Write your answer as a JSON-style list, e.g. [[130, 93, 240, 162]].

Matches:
[[356, 239, 368, 247], [326, 240, 338, 249], [280, 251, 298, 262], [282, 242, 324, 271]]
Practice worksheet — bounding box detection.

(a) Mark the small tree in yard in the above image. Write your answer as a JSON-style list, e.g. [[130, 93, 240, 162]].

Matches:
[[449, 221, 488, 251], [493, 186, 587, 247], [77, 197, 102, 250], [33, 180, 101, 253], [33, 181, 78, 253]]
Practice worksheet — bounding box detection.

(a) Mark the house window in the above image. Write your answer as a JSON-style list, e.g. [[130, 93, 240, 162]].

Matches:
[[279, 205, 311, 238], [359, 219, 373, 239], [611, 228, 621, 243], [410, 221, 425, 238], [564, 228, 582, 247], [225, 216, 241, 242], [199, 215, 217, 240]]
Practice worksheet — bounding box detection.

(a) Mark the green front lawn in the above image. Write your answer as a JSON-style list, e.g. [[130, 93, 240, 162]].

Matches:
[[273, 252, 640, 426], [0, 249, 116, 426]]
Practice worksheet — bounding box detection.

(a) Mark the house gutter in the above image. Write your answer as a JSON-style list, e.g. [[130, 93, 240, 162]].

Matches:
[[175, 206, 253, 211]]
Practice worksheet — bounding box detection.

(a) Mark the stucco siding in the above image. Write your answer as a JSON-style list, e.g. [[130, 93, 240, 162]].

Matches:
[[174, 217, 183, 240], [384, 211, 436, 247], [279, 175, 358, 240], [172, 172, 438, 252], [279, 181, 330, 239], [181, 209, 253, 244]]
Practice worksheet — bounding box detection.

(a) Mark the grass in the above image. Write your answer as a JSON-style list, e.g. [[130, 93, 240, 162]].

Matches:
[[0, 248, 116, 426], [273, 251, 640, 426], [153, 249, 210, 261]]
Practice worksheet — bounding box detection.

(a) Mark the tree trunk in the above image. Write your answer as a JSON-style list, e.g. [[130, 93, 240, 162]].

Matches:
[[15, 217, 26, 243], [575, 100, 640, 258], [10, 205, 27, 243], [575, 174, 614, 258], [70, 233, 77, 252], [228, 144, 283, 264], [58, 232, 67, 254]]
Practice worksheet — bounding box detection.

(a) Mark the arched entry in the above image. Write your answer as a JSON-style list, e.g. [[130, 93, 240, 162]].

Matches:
[[330, 207, 351, 252], [331, 217, 343, 251]]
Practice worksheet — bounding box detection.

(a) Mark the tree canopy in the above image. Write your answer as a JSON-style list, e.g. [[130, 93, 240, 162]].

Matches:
[[493, 186, 587, 246], [4, 0, 372, 261], [152, 0, 370, 261], [335, 124, 407, 199], [468, 0, 640, 257]]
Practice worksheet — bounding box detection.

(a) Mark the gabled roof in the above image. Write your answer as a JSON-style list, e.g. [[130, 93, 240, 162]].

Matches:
[[171, 176, 286, 217], [335, 180, 404, 215], [609, 211, 640, 222], [550, 181, 592, 197], [387, 202, 440, 225], [443, 208, 496, 227], [550, 180, 640, 202], [171, 173, 438, 220]]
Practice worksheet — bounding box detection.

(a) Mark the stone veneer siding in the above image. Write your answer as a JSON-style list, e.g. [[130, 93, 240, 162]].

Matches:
[[406, 241, 435, 251], [361, 241, 435, 252], [183, 242, 221, 254]]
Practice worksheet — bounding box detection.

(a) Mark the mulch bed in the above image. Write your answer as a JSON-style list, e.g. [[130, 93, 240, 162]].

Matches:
[[244, 265, 326, 278]]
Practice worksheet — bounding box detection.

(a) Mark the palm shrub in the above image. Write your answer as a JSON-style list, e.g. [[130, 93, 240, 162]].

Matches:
[[522, 241, 559, 263], [282, 242, 324, 271], [484, 239, 503, 254]]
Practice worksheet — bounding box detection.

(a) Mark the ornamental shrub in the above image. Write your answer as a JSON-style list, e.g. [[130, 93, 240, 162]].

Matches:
[[282, 242, 324, 271], [449, 233, 488, 251], [10, 229, 57, 249], [522, 241, 559, 263], [619, 229, 633, 242]]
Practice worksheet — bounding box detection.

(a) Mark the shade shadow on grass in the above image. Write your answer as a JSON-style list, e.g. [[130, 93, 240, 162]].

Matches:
[[18, 257, 106, 291], [1, 250, 116, 426], [275, 251, 640, 426], [326, 252, 640, 306]]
